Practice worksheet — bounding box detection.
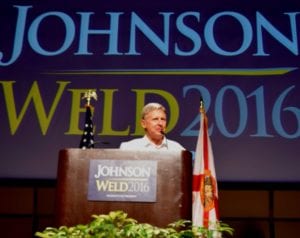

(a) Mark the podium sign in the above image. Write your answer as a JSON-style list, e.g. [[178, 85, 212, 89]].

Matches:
[[88, 159, 157, 202], [55, 149, 192, 227]]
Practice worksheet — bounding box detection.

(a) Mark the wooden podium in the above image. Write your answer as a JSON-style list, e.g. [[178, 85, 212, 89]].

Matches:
[[55, 148, 192, 227]]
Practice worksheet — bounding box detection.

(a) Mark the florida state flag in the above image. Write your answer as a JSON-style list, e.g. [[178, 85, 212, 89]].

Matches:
[[192, 100, 219, 228]]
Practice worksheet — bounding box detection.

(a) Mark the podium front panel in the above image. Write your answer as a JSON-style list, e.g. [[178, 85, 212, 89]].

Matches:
[[55, 149, 192, 227]]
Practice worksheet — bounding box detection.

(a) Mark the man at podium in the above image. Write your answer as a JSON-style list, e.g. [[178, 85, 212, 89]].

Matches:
[[120, 102, 185, 151], [55, 102, 191, 228]]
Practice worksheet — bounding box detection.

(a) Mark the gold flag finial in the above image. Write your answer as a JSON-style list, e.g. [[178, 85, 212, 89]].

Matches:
[[200, 97, 205, 113], [82, 90, 97, 106]]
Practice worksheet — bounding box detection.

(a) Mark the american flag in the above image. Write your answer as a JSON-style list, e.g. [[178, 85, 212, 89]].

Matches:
[[192, 101, 219, 228], [79, 105, 94, 149]]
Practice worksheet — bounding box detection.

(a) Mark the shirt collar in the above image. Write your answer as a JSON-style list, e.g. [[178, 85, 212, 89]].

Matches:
[[143, 135, 168, 149]]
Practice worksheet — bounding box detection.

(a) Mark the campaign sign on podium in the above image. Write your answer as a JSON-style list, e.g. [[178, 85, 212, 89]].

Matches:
[[88, 160, 157, 202]]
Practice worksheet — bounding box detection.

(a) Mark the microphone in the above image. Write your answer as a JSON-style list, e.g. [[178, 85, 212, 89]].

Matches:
[[87, 141, 111, 148]]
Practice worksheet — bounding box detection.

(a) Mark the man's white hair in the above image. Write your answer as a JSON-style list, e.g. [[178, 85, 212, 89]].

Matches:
[[141, 102, 166, 119]]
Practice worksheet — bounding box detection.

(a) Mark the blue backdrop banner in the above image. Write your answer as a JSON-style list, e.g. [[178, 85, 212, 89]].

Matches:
[[0, 0, 299, 181]]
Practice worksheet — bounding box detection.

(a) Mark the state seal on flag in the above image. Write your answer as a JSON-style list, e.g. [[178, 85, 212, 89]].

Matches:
[[200, 169, 217, 212]]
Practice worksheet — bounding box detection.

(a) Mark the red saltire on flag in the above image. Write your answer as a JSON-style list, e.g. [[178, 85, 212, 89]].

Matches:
[[192, 101, 219, 228]]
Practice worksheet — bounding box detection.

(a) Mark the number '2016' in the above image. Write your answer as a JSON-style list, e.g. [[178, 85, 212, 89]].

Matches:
[[181, 85, 300, 139]]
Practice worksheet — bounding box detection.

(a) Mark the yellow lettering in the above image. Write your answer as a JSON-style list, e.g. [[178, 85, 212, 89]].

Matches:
[[65, 88, 96, 135], [0, 81, 70, 135], [96, 179, 109, 191], [119, 181, 129, 192], [99, 180, 129, 192], [98, 89, 130, 136], [108, 181, 115, 191]]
